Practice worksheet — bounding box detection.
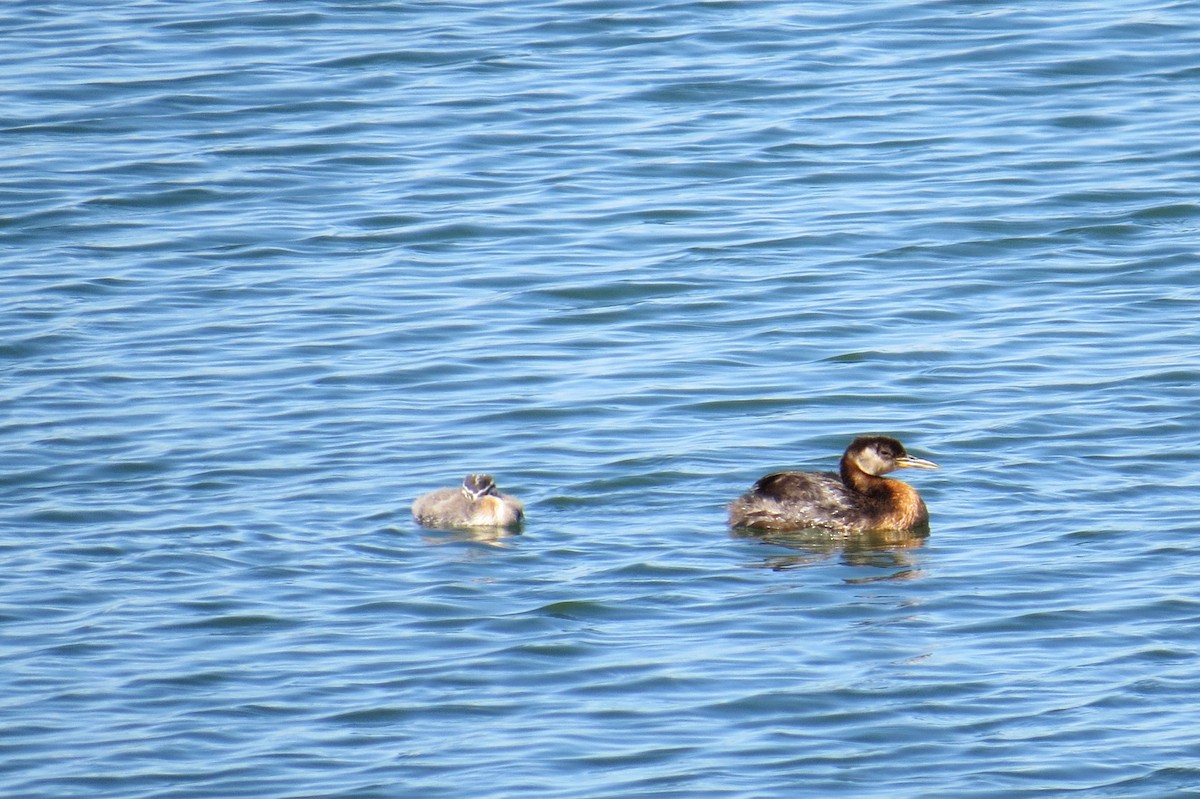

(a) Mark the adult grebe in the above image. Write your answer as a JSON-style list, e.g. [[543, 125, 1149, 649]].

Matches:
[[412, 474, 524, 530], [728, 436, 938, 533]]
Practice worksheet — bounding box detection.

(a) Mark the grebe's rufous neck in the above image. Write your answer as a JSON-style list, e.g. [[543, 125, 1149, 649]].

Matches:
[[412, 473, 524, 530], [728, 436, 939, 533]]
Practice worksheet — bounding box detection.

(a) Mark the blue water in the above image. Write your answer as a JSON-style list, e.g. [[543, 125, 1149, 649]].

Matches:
[[5, 1, 1200, 796]]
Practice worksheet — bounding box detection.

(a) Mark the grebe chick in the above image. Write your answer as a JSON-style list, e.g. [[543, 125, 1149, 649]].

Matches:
[[728, 436, 938, 533], [412, 473, 524, 530]]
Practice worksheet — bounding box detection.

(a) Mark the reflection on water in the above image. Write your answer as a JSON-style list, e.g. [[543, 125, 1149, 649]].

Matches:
[[734, 527, 927, 580], [416, 526, 521, 549]]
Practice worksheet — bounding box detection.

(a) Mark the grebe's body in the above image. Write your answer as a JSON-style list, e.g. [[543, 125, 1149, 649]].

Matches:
[[728, 436, 938, 533], [412, 474, 524, 530]]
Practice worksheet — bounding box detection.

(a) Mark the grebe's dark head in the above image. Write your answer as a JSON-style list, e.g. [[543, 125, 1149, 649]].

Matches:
[[846, 436, 939, 477], [461, 473, 498, 501]]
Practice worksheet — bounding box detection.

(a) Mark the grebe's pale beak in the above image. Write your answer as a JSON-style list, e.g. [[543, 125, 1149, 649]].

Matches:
[[896, 454, 939, 470]]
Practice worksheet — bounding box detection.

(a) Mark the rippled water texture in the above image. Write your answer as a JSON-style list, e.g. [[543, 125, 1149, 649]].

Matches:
[[4, 1, 1200, 797]]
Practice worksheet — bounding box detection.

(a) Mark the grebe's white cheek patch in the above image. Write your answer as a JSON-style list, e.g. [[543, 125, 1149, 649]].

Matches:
[[856, 448, 893, 477]]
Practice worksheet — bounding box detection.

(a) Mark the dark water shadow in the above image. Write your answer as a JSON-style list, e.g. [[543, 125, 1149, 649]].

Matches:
[[733, 527, 928, 581]]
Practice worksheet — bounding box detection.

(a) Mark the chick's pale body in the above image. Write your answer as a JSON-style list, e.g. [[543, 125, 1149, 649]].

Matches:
[[412, 474, 524, 530]]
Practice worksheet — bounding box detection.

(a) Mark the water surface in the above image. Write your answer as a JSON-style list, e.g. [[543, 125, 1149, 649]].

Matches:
[[4, 1, 1200, 797]]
